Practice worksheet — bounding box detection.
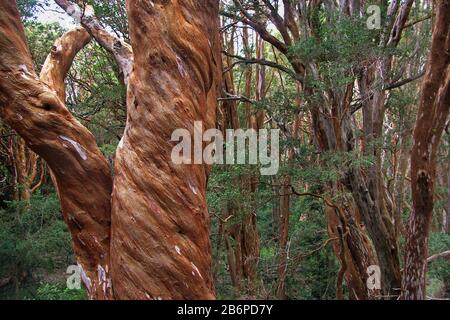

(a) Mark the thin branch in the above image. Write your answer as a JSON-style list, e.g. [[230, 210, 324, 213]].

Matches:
[[222, 51, 302, 82], [402, 14, 432, 30], [384, 70, 425, 90], [427, 250, 450, 263], [219, 91, 254, 104]]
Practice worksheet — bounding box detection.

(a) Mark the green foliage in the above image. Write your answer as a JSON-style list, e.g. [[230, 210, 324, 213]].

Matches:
[[86, 0, 129, 40], [288, 12, 381, 77], [286, 195, 339, 299], [0, 192, 72, 281], [17, 0, 48, 19], [427, 233, 450, 281], [35, 283, 87, 300], [67, 42, 126, 148], [25, 22, 63, 71]]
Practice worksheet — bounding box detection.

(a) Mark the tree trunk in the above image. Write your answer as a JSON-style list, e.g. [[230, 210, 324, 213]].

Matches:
[[324, 192, 377, 300], [393, 132, 410, 239], [0, 3, 113, 299], [401, 0, 450, 299], [276, 176, 290, 299], [9, 135, 43, 201], [110, 0, 221, 299], [0, 0, 221, 300]]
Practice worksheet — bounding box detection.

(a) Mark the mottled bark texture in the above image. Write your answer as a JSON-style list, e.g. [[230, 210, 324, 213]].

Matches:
[[0, 2, 113, 299], [0, 0, 221, 300], [401, 0, 450, 300], [110, 0, 221, 299], [40, 27, 92, 101]]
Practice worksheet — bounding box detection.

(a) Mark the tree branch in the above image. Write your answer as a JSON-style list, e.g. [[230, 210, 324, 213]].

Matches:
[[54, 0, 133, 85], [222, 51, 302, 82], [427, 250, 450, 263], [220, 9, 288, 54], [384, 70, 425, 90], [0, 2, 113, 299], [40, 27, 91, 101], [388, 0, 415, 47], [219, 91, 254, 104]]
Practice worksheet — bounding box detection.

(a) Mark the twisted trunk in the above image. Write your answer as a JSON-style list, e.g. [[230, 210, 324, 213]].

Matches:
[[0, 2, 113, 299], [1, 0, 221, 300], [110, 0, 221, 299]]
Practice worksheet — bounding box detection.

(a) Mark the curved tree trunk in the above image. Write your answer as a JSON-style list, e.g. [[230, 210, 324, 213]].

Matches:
[[1, 0, 221, 300], [110, 0, 221, 299], [0, 2, 113, 299], [55, 0, 133, 85]]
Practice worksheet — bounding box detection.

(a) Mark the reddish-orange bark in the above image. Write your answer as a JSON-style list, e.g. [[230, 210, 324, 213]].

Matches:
[[8, 135, 44, 201], [0, 0, 222, 300], [0, 2, 113, 299], [401, 0, 450, 300], [110, 0, 221, 299]]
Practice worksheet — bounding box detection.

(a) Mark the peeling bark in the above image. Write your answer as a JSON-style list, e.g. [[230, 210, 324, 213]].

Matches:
[[324, 194, 377, 300], [0, 2, 113, 299], [393, 132, 411, 239], [110, 0, 221, 299], [401, 0, 450, 300]]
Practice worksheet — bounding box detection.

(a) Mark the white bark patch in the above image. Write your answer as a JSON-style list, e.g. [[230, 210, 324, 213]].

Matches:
[[59, 136, 88, 160], [176, 56, 188, 77], [97, 264, 107, 293], [20, 73, 31, 80], [55, 43, 63, 53], [191, 262, 203, 279], [78, 263, 92, 291], [16, 113, 23, 121], [427, 144, 432, 158], [431, 135, 436, 145], [97, 264, 106, 282], [175, 245, 182, 255], [116, 53, 133, 86], [188, 178, 198, 195], [118, 136, 125, 149], [84, 5, 95, 17], [18, 64, 29, 73], [67, 4, 82, 24]]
